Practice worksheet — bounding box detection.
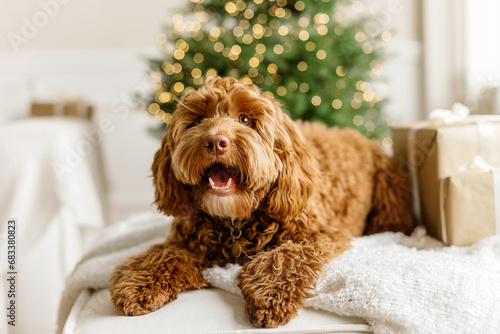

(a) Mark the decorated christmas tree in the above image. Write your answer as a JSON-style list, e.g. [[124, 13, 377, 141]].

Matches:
[[145, 0, 391, 140]]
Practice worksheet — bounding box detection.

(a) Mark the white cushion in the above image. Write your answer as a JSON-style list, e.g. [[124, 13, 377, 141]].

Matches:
[[0, 81, 30, 123], [64, 288, 372, 334]]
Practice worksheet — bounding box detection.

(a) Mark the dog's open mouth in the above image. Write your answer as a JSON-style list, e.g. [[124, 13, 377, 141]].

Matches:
[[206, 162, 239, 195]]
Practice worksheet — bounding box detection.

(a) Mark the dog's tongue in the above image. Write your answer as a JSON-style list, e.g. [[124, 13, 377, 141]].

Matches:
[[209, 164, 237, 188]]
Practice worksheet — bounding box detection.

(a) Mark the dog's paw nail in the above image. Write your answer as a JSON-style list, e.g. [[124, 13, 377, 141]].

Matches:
[[150, 306, 160, 312], [249, 312, 279, 328], [249, 313, 262, 328]]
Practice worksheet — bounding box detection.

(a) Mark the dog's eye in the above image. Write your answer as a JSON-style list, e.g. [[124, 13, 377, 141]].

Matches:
[[187, 116, 205, 129], [238, 114, 251, 126]]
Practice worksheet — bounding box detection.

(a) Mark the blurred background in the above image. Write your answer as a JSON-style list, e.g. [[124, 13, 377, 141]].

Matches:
[[0, 0, 499, 333]]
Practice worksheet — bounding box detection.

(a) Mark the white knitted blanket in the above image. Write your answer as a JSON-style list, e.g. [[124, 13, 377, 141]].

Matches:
[[58, 211, 500, 334]]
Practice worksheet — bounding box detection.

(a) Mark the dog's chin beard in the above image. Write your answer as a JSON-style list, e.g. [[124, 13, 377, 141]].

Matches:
[[200, 190, 255, 220]]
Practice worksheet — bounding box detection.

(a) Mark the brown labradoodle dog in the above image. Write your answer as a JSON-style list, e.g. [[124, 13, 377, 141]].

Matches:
[[109, 76, 413, 328]]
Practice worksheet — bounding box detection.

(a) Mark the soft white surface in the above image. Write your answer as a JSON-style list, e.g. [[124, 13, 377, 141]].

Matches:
[[58, 211, 171, 334], [67, 289, 371, 334], [0, 118, 107, 334], [208, 231, 500, 333], [58, 211, 500, 334]]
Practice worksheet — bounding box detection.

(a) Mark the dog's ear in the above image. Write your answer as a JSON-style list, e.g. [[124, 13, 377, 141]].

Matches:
[[152, 131, 194, 217], [264, 111, 319, 220]]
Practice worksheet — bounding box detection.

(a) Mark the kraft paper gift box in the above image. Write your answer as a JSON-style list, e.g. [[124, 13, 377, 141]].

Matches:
[[391, 111, 500, 245], [441, 171, 500, 246], [31, 100, 93, 119]]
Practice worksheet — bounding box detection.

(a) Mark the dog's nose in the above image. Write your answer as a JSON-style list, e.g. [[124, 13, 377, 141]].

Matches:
[[204, 135, 230, 155]]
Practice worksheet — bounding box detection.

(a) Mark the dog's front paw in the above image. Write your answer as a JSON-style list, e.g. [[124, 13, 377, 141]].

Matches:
[[111, 284, 173, 316], [238, 255, 306, 328], [109, 266, 177, 316], [109, 245, 208, 316], [243, 286, 300, 328]]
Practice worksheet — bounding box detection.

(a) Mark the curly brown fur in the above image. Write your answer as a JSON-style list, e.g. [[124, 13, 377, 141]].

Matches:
[[238, 230, 351, 327], [109, 77, 414, 328], [109, 244, 207, 316]]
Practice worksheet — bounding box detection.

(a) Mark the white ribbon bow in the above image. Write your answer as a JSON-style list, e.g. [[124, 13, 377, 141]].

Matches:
[[460, 156, 498, 173], [429, 103, 470, 126]]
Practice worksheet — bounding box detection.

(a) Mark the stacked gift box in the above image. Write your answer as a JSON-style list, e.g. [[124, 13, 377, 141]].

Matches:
[[31, 99, 93, 119], [392, 104, 500, 246]]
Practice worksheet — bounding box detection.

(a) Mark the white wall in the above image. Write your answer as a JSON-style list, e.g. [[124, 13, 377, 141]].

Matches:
[[364, 0, 423, 123], [0, 0, 423, 224], [0, 0, 179, 52], [464, 0, 500, 113]]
